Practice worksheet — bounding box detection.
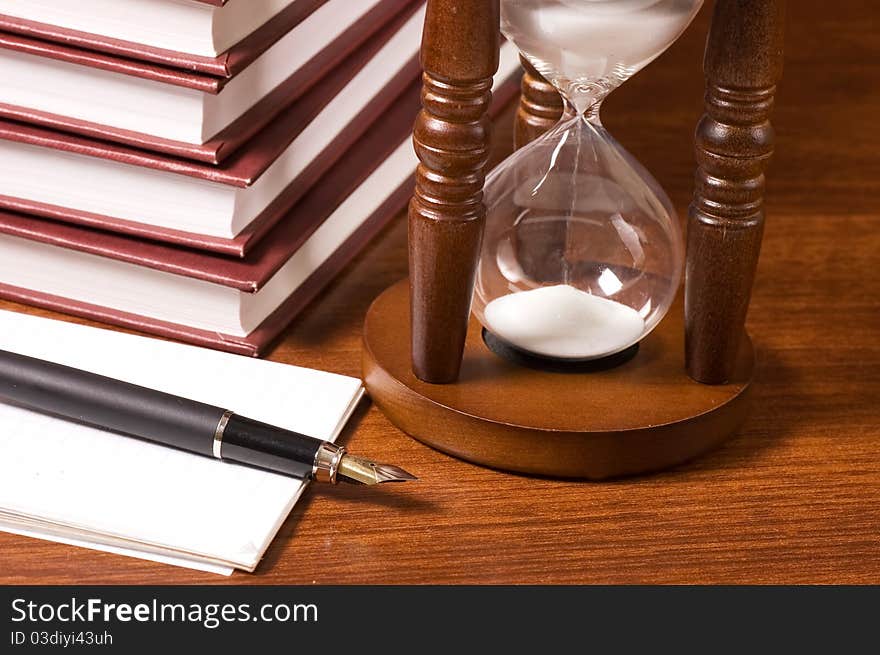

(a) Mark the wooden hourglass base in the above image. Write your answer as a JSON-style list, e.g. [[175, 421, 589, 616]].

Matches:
[[362, 280, 755, 479]]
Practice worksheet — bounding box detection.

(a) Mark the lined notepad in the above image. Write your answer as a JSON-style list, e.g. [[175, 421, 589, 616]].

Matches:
[[0, 309, 364, 575]]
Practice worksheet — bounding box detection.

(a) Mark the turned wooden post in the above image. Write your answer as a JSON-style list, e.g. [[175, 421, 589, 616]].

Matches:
[[685, 0, 786, 384], [409, 0, 500, 383], [514, 56, 563, 149]]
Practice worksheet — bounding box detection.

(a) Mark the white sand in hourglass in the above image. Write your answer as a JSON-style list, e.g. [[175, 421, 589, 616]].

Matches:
[[483, 285, 645, 359], [501, 0, 704, 110]]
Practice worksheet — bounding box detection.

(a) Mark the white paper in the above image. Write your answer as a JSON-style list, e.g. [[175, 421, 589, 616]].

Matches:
[[0, 309, 363, 574]]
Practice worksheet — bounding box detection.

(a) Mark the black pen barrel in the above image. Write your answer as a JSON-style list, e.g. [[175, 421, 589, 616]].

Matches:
[[0, 349, 225, 457], [221, 414, 321, 479]]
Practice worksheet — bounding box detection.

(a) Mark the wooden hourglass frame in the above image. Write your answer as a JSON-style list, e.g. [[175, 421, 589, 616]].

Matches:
[[363, 0, 786, 478]]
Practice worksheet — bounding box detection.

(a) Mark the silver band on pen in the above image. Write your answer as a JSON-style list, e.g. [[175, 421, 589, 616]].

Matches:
[[212, 410, 234, 459]]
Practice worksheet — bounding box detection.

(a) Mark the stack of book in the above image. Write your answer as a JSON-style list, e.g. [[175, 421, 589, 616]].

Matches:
[[0, 0, 520, 355]]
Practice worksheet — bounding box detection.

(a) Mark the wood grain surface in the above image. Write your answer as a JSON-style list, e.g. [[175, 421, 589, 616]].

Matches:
[[1, 0, 878, 584]]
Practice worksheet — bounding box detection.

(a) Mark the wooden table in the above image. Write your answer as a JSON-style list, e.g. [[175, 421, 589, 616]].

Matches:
[[2, 0, 877, 584]]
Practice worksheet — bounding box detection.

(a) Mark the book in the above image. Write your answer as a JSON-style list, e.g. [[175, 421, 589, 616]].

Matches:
[[0, 306, 365, 575], [0, 0, 303, 60], [0, 5, 424, 256], [0, 0, 414, 161], [0, 42, 522, 356]]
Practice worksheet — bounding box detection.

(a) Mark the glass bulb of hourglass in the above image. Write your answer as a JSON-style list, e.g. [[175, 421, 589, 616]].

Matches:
[[472, 0, 702, 361]]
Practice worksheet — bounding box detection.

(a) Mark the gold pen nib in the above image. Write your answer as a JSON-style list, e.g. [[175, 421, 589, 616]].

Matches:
[[337, 454, 418, 485]]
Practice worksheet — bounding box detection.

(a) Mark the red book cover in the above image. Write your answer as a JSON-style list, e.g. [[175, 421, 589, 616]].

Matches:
[[0, 7, 422, 256], [0, 1, 327, 77], [0, 80, 424, 291], [0, 0, 416, 162], [0, 182, 412, 358], [0, 75, 520, 356]]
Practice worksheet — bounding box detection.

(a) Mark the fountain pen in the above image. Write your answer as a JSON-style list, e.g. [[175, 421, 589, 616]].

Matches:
[[0, 348, 416, 486]]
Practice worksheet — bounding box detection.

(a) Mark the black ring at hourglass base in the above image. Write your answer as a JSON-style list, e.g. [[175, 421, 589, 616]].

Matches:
[[481, 328, 640, 373]]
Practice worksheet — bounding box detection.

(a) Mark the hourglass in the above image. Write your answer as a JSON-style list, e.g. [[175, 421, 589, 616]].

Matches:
[[473, 0, 701, 362], [363, 0, 785, 478]]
